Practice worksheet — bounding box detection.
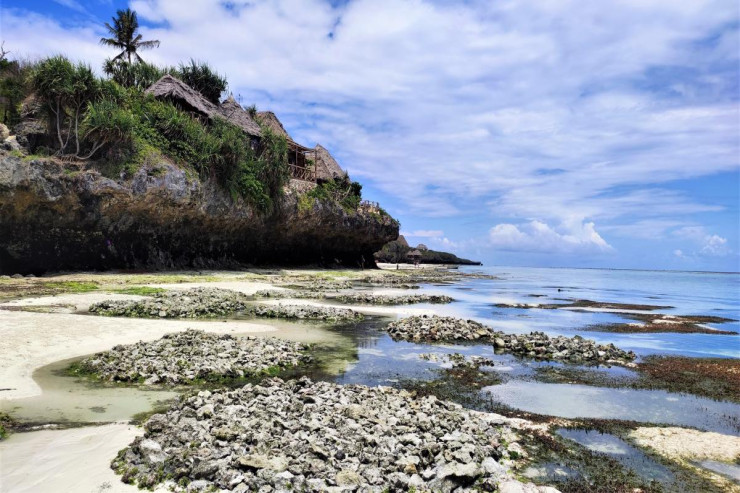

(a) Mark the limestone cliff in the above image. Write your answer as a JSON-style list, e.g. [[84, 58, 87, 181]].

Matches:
[[0, 152, 398, 274]]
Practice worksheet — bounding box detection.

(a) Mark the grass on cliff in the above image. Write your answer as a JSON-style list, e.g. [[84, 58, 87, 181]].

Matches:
[[12, 55, 291, 214]]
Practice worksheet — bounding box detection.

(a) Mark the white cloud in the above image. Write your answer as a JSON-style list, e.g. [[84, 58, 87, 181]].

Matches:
[[700, 234, 730, 257], [674, 249, 684, 257], [672, 226, 732, 257], [1, 0, 737, 255], [600, 219, 686, 240], [488, 220, 613, 254]]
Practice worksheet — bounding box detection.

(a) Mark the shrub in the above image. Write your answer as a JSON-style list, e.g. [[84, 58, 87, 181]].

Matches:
[[307, 175, 362, 211], [32, 55, 101, 157], [176, 59, 227, 105], [102, 58, 166, 90]]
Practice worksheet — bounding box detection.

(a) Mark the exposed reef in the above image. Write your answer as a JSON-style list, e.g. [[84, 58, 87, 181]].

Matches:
[[334, 293, 454, 305], [586, 314, 738, 335], [73, 329, 310, 385], [89, 287, 250, 318], [385, 315, 636, 364], [0, 152, 398, 274], [112, 377, 556, 492], [251, 303, 363, 322]]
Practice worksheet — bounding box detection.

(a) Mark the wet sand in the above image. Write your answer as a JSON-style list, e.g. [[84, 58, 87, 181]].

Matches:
[[0, 423, 160, 493]]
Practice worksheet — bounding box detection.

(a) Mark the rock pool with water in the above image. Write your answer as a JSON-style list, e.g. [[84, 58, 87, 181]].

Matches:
[[2, 267, 738, 492]]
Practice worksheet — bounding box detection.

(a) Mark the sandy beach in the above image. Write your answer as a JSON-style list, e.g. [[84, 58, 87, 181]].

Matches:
[[0, 423, 154, 493]]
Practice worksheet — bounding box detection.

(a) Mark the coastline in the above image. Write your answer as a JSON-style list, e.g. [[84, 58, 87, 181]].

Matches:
[[0, 268, 737, 492]]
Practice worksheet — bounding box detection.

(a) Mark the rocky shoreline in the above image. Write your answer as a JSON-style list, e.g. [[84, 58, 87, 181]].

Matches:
[[334, 293, 454, 305], [89, 287, 363, 321], [89, 287, 250, 318], [113, 377, 557, 492], [386, 315, 636, 364], [74, 329, 311, 385], [252, 303, 363, 322]]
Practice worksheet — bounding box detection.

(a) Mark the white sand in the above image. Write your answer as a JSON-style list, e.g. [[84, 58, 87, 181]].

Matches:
[[629, 426, 740, 462], [0, 423, 160, 493], [0, 309, 275, 400], [0, 292, 145, 312]]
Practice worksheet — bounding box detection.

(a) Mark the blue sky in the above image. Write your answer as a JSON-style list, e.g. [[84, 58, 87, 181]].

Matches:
[[3, 0, 739, 271]]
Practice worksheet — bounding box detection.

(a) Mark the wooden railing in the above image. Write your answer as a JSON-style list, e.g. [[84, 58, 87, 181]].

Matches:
[[289, 164, 315, 182]]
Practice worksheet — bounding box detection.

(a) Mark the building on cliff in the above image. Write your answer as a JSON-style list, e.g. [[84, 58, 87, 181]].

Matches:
[[145, 75, 348, 185]]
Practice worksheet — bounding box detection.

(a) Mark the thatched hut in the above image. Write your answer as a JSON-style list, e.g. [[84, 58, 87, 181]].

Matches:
[[407, 249, 423, 266], [256, 111, 292, 141], [218, 96, 262, 138], [145, 75, 218, 120], [314, 144, 346, 182], [144, 77, 342, 184], [256, 110, 317, 182]]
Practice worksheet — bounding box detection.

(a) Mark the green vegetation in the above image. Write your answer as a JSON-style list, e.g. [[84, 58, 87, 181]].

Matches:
[[112, 286, 166, 296], [375, 237, 481, 265], [46, 281, 99, 293], [306, 175, 363, 211], [0, 411, 14, 440], [533, 356, 740, 403], [176, 59, 227, 104], [0, 45, 34, 126], [3, 7, 369, 216], [8, 51, 287, 210]]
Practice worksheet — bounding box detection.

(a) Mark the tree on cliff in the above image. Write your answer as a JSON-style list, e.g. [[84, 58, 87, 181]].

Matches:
[[100, 9, 160, 64]]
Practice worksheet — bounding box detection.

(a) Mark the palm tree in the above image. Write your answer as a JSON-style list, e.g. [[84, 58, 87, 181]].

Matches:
[[100, 9, 160, 64]]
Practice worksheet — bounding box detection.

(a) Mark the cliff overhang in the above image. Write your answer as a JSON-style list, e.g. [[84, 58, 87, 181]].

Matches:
[[0, 152, 399, 274]]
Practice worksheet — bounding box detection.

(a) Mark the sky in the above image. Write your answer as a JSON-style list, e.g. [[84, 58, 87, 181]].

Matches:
[[2, 0, 739, 272]]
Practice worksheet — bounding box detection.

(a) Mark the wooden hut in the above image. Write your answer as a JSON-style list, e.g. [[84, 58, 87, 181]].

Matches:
[[145, 77, 341, 184], [218, 95, 262, 147], [407, 249, 423, 266], [144, 75, 218, 121], [314, 144, 346, 182], [256, 111, 316, 182]]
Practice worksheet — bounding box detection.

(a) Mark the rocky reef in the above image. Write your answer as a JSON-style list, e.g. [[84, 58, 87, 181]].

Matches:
[[113, 377, 557, 492], [252, 303, 363, 322], [89, 287, 363, 321], [89, 287, 250, 318], [0, 152, 398, 274], [75, 329, 310, 385], [334, 293, 454, 305], [386, 315, 636, 364]]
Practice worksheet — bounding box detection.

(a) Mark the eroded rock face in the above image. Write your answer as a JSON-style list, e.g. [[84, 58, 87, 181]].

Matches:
[[0, 152, 398, 274], [113, 377, 557, 492], [76, 329, 310, 385]]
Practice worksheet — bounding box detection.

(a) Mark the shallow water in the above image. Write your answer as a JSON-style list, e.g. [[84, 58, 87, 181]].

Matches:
[[429, 266, 740, 358], [485, 381, 740, 434], [5, 266, 739, 432], [696, 460, 740, 482], [1, 357, 179, 424], [556, 428, 675, 483]]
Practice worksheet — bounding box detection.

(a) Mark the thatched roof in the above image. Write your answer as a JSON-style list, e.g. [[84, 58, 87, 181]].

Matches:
[[256, 111, 292, 141], [314, 144, 346, 181], [218, 96, 262, 138], [145, 75, 218, 118]]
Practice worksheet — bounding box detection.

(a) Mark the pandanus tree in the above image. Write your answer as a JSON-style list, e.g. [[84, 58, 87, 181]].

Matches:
[[100, 8, 159, 64]]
